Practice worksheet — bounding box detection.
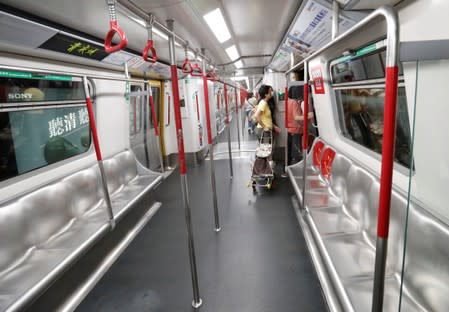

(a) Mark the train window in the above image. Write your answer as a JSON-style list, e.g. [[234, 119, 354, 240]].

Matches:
[[330, 40, 403, 84], [335, 86, 411, 168], [0, 71, 84, 105], [129, 85, 143, 136], [331, 40, 412, 169], [0, 70, 92, 182]]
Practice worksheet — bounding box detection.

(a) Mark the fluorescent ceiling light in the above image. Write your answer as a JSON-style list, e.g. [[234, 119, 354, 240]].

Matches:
[[203, 8, 231, 43], [226, 45, 239, 61], [234, 60, 243, 68], [188, 51, 195, 57]]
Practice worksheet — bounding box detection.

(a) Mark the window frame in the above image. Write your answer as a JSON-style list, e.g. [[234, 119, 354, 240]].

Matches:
[[328, 44, 413, 174], [0, 70, 95, 185], [129, 84, 145, 138]]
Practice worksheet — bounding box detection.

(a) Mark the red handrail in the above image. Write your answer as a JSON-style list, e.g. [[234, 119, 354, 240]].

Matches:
[[224, 84, 229, 124], [284, 86, 289, 128], [195, 92, 200, 122], [377, 66, 399, 238], [149, 89, 159, 136], [302, 83, 309, 150], [143, 40, 157, 63], [202, 75, 212, 144]]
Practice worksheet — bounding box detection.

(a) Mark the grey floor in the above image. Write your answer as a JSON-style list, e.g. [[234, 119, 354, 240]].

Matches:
[[76, 116, 327, 312]]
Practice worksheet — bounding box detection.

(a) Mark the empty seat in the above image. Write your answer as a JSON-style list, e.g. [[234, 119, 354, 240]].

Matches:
[[0, 149, 162, 311]]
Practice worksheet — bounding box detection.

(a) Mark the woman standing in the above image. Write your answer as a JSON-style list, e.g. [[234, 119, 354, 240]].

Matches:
[[286, 85, 314, 165], [254, 84, 281, 139]]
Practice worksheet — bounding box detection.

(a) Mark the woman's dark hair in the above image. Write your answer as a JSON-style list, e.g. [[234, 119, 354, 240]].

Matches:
[[258, 84, 272, 100], [288, 85, 303, 100]]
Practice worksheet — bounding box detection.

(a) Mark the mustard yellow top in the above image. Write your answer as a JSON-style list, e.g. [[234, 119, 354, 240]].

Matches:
[[256, 99, 273, 129]]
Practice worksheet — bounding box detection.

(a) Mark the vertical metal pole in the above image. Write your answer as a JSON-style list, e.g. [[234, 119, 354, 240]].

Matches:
[[82, 77, 115, 230], [240, 90, 246, 140], [235, 87, 241, 150], [143, 75, 150, 168], [201, 51, 221, 232], [284, 83, 289, 173], [167, 19, 202, 308], [224, 83, 234, 179], [284, 51, 295, 173], [372, 9, 399, 312], [148, 83, 165, 173], [301, 62, 309, 211], [332, 0, 340, 40]]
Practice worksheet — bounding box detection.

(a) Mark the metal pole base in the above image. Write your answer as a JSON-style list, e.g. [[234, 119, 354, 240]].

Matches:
[[214, 227, 222, 232], [192, 298, 203, 308], [109, 219, 116, 231]]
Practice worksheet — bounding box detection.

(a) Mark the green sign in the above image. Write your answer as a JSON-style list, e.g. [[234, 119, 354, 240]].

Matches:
[[334, 41, 385, 64], [0, 70, 72, 81]]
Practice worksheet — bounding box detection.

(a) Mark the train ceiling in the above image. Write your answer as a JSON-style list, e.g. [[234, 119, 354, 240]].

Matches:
[[0, 0, 404, 89]]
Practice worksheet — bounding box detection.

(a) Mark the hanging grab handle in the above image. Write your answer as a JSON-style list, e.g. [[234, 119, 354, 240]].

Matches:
[[181, 43, 193, 74], [206, 70, 218, 82], [143, 15, 157, 63], [182, 59, 193, 74], [191, 63, 203, 77], [143, 40, 157, 63], [104, 0, 128, 53]]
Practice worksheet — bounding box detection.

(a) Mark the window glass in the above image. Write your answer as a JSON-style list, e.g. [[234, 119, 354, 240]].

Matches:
[[0, 106, 91, 182], [331, 48, 403, 84], [0, 71, 84, 104], [336, 87, 411, 168], [129, 86, 143, 136], [0, 70, 92, 183]]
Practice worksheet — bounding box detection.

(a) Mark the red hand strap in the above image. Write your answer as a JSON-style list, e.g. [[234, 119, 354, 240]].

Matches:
[[104, 20, 128, 53], [143, 40, 157, 63]]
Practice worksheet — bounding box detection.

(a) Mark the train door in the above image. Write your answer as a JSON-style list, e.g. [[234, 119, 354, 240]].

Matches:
[[129, 81, 163, 172]]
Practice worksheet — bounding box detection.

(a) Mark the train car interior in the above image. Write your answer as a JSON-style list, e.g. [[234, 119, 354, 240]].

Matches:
[[0, 0, 449, 311]]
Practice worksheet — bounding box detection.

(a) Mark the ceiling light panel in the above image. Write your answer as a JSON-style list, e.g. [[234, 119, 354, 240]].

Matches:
[[234, 60, 243, 68], [203, 8, 231, 43], [226, 45, 239, 61]]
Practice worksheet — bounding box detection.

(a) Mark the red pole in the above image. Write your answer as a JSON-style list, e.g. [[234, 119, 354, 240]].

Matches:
[[170, 66, 186, 175], [234, 87, 241, 149], [377, 66, 399, 238], [195, 92, 200, 122], [167, 19, 201, 307], [149, 90, 159, 136], [85, 97, 102, 160], [202, 77, 213, 145], [302, 82, 309, 150], [284, 86, 289, 128], [83, 76, 114, 228], [224, 84, 229, 124]]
